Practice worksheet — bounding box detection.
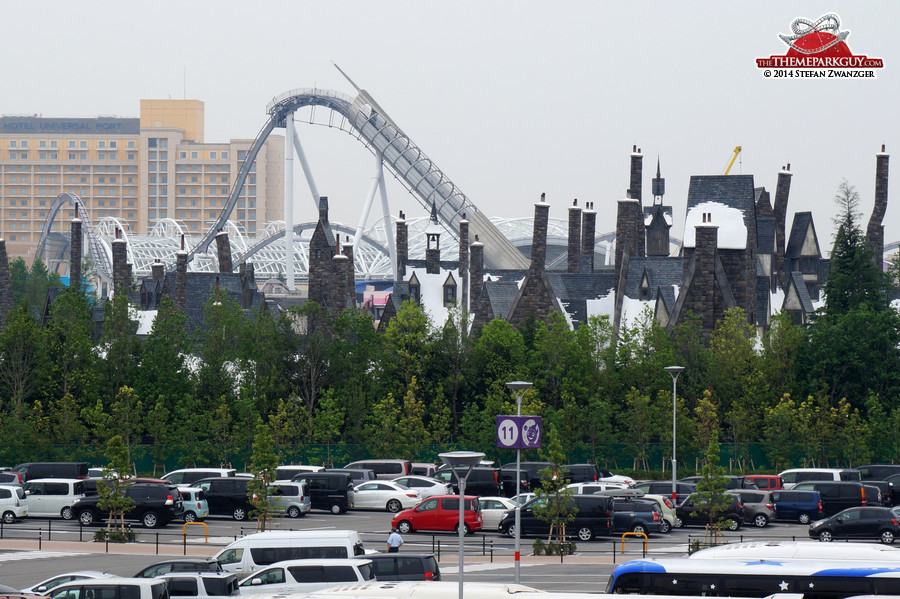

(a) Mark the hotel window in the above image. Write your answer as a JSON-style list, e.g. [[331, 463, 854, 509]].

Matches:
[[39, 153, 47, 160], [9, 153, 16, 160], [110, 176, 117, 183], [238, 150, 247, 160], [68, 141, 75, 148], [127, 177, 134, 183], [180, 151, 186, 159], [127, 153, 135, 160], [80, 141, 87, 148], [20, 141, 28, 148], [109, 152, 116, 160], [39, 141, 47, 148], [98, 153, 105, 160], [159, 151, 167, 160], [51, 141, 57, 148], [39, 177, 46, 183], [191, 151, 198, 159], [99, 177, 105, 183], [98, 141, 106, 149], [127, 141, 135, 149], [149, 151, 157, 160], [160, 187, 167, 195], [159, 139, 167, 148], [109, 141, 116, 149], [221, 151, 228, 159], [149, 199, 156, 207], [148, 138, 157, 148], [210, 151, 217, 159], [80, 152, 87, 160], [50, 153, 57, 159], [8, 141, 16, 148]]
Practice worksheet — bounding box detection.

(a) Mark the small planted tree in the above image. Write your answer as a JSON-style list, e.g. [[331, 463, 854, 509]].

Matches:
[[532, 426, 577, 555], [691, 431, 732, 547], [247, 423, 279, 531], [97, 435, 134, 541]]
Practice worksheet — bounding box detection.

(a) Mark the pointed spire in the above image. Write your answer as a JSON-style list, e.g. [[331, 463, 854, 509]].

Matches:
[[430, 199, 439, 224]]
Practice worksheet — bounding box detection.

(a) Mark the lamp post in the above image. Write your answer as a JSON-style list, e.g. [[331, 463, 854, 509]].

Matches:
[[664, 366, 685, 504], [505, 381, 532, 584], [439, 450, 486, 599]]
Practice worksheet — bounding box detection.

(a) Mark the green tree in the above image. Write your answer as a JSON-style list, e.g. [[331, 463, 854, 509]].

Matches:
[[111, 385, 143, 467], [101, 291, 141, 402], [0, 304, 45, 415], [98, 436, 135, 535], [533, 426, 577, 553], [195, 287, 245, 409], [43, 289, 98, 404], [135, 295, 191, 412], [623, 388, 655, 470], [145, 398, 174, 475], [762, 394, 799, 471], [365, 392, 401, 457], [691, 431, 732, 545], [397, 377, 430, 458], [312, 390, 346, 467], [247, 423, 279, 531]]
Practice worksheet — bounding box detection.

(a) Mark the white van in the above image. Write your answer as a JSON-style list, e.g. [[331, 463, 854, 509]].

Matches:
[[214, 530, 366, 576], [47, 577, 169, 599], [161, 468, 236, 485], [237, 558, 374, 595], [0, 484, 26, 522], [23, 478, 86, 519], [779, 468, 861, 489]]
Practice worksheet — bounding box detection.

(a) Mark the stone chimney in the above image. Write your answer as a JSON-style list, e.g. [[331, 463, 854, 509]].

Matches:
[[470, 235, 484, 307], [773, 164, 792, 288], [0, 237, 13, 323], [629, 145, 643, 204], [567, 199, 582, 273], [615, 198, 641, 285], [868, 145, 889, 261], [581, 202, 597, 273], [459, 214, 470, 311], [396, 211, 408, 278], [151, 259, 164, 281], [331, 238, 350, 314], [70, 203, 82, 291], [111, 228, 129, 294], [530, 193, 550, 274], [215, 229, 233, 273], [175, 235, 187, 311], [342, 235, 356, 308]]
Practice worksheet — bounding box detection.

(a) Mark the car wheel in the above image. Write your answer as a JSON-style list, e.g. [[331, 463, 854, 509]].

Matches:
[[2, 511, 15, 524], [397, 520, 413, 534], [675, 517, 684, 528], [287, 506, 301, 518], [799, 512, 811, 524], [504, 524, 517, 538], [330, 503, 342, 515], [183, 511, 197, 523], [659, 520, 671, 534], [631, 524, 647, 535], [233, 507, 247, 521], [60, 506, 73, 520], [455, 522, 471, 535], [577, 526, 594, 541], [753, 514, 769, 528], [142, 511, 160, 528], [78, 509, 96, 526], [818, 530, 834, 542], [726, 518, 740, 531], [387, 499, 402, 513], [882, 530, 896, 545]]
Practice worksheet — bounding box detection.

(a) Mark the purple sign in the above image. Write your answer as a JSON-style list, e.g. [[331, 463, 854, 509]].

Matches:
[[496, 415, 542, 449]]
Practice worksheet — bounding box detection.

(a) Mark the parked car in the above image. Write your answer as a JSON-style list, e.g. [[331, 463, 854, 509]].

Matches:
[[161, 468, 236, 485], [597, 468, 635, 486], [352, 481, 420, 512], [290, 472, 355, 514], [500, 462, 553, 493], [727, 489, 775, 527], [864, 481, 893, 506], [809, 506, 900, 544], [743, 474, 783, 491], [274, 465, 323, 481], [858, 464, 900, 481], [344, 460, 412, 480], [632, 481, 695, 504], [10, 462, 88, 484], [237, 558, 374, 595], [179, 487, 209, 523], [771, 489, 824, 524], [365, 553, 441, 581], [433, 467, 501, 497], [499, 494, 614, 541], [268, 482, 310, 518], [214, 530, 366, 576], [675, 493, 744, 530], [410, 463, 437, 478], [391, 495, 482, 534], [192, 477, 253, 520], [20, 573, 115, 595], [0, 485, 27, 523], [642, 494, 677, 534], [779, 468, 861, 489], [22, 479, 86, 520], [680, 475, 759, 490], [73, 482, 183, 528], [159, 573, 239, 599], [792, 481, 871, 516], [566, 482, 628, 494], [476, 496, 516, 530], [325, 468, 376, 484], [563, 464, 599, 484], [511, 493, 535, 506], [46, 578, 168, 599], [391, 475, 451, 499], [0, 472, 20, 486], [134, 559, 223, 578], [611, 498, 662, 534]]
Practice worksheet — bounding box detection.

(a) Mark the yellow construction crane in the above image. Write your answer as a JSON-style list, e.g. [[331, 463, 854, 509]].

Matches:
[[723, 146, 742, 175]]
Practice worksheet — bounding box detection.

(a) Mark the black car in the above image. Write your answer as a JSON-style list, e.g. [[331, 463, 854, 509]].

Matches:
[[501, 462, 553, 494], [73, 482, 182, 528], [499, 494, 613, 541], [632, 481, 696, 504], [433, 467, 501, 497], [679, 475, 759, 490], [134, 558, 223, 578], [808, 506, 900, 544], [675, 493, 744, 530], [563, 464, 599, 484], [366, 553, 441, 581], [193, 477, 253, 520], [792, 481, 871, 516], [611, 499, 662, 534], [858, 464, 900, 481], [291, 471, 354, 513]]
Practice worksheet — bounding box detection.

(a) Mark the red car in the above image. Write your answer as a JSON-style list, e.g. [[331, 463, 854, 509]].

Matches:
[[391, 495, 483, 534]]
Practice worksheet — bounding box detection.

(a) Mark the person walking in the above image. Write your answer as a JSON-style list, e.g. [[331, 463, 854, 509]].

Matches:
[[386, 526, 404, 552]]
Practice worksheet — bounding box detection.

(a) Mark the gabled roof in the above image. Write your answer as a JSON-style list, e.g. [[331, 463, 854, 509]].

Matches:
[[755, 187, 774, 218], [784, 271, 815, 314], [757, 215, 776, 254], [483, 281, 520, 320], [621, 256, 686, 299], [684, 175, 756, 250], [786, 212, 820, 259]]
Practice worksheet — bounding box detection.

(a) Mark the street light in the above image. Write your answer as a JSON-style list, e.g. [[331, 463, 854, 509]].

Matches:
[[665, 366, 685, 504], [439, 450, 486, 599], [505, 380, 532, 584]]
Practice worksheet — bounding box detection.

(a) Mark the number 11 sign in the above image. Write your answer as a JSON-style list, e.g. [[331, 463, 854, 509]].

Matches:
[[496, 415, 542, 449]]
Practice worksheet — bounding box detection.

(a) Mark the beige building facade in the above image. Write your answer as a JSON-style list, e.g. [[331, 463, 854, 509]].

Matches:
[[0, 99, 283, 266]]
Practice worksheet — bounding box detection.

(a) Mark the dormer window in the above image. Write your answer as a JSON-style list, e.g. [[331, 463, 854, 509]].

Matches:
[[408, 273, 421, 302], [443, 272, 457, 306], [639, 273, 651, 301]]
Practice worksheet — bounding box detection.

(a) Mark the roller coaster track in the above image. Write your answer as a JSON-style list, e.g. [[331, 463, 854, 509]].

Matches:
[[35, 192, 114, 284], [189, 88, 528, 270]]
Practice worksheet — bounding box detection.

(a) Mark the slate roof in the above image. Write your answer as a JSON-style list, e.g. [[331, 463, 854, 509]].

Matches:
[[544, 271, 617, 326], [756, 274, 771, 327], [621, 256, 686, 299], [789, 271, 815, 313], [786, 212, 815, 259], [483, 281, 520, 320], [757, 216, 776, 254], [686, 175, 757, 248], [755, 187, 774, 217]]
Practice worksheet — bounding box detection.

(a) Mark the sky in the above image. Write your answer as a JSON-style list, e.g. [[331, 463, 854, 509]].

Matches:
[[4, 1, 899, 251]]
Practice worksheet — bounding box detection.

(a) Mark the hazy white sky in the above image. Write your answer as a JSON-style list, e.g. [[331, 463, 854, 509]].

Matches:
[[4, 1, 898, 249]]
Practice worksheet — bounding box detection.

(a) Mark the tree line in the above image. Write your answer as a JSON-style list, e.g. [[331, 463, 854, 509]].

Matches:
[[1, 181, 899, 474]]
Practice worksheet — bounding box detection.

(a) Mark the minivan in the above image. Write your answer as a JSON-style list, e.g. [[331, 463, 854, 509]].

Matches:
[[770, 489, 824, 523], [778, 468, 861, 489], [325, 468, 376, 484], [792, 481, 869, 516], [47, 577, 169, 599], [344, 460, 412, 480], [366, 553, 441, 581], [433, 467, 500, 497], [274, 465, 324, 481], [499, 494, 614, 541], [23, 478, 86, 520], [858, 464, 900, 481], [237, 558, 374, 595], [744, 474, 783, 491], [11, 462, 88, 483], [291, 472, 354, 514], [214, 530, 366, 575], [0, 484, 26, 523], [269, 481, 310, 518], [161, 468, 236, 486]]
